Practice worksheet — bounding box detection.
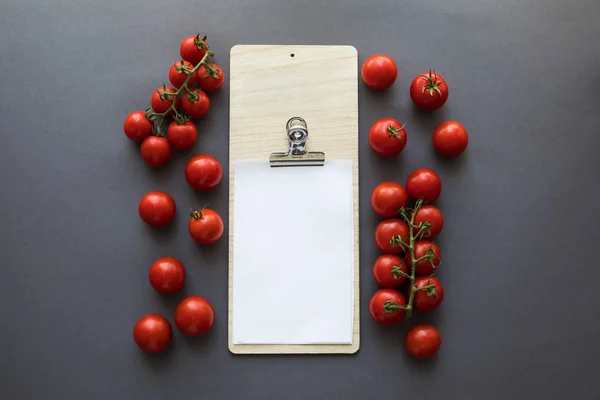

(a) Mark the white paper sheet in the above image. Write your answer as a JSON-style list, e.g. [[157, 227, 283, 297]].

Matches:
[[232, 159, 355, 344]]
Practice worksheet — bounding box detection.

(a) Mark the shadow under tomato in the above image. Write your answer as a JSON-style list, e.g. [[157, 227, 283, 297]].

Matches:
[[140, 344, 176, 370], [410, 105, 448, 135], [145, 218, 179, 245]]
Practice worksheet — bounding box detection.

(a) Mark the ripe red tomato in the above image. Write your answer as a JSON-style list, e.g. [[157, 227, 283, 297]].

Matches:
[[123, 111, 152, 142], [138, 191, 176, 228], [369, 289, 406, 325], [405, 168, 442, 203], [180, 35, 208, 65], [174, 296, 215, 336], [373, 254, 409, 288], [150, 86, 180, 114], [370, 182, 408, 218], [167, 121, 197, 151], [412, 205, 444, 239], [409, 70, 449, 111], [405, 324, 441, 359], [181, 88, 210, 118], [169, 60, 196, 89], [185, 154, 223, 191], [140, 136, 171, 167], [433, 121, 469, 157], [413, 276, 444, 312], [374, 218, 409, 254], [148, 257, 186, 294], [188, 208, 224, 244], [368, 118, 407, 157], [361, 54, 397, 90], [133, 314, 172, 353], [196, 63, 225, 92], [410, 241, 442, 275]]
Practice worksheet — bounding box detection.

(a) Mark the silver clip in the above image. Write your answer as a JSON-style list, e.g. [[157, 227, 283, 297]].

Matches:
[[269, 117, 326, 167]]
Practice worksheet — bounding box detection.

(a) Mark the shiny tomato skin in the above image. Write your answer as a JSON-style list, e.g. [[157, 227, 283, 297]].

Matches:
[[196, 63, 225, 92], [188, 209, 224, 244], [368, 118, 407, 157], [409, 71, 449, 111], [373, 254, 408, 288], [433, 121, 469, 157], [148, 257, 186, 294], [370, 182, 408, 218], [138, 191, 176, 228], [140, 136, 171, 167], [175, 296, 215, 336], [405, 168, 442, 203], [413, 276, 445, 312], [369, 289, 406, 325], [185, 154, 223, 191], [375, 219, 409, 254], [361, 54, 397, 90], [123, 111, 152, 142], [405, 324, 441, 359], [181, 88, 210, 119], [180, 35, 208, 65], [150, 86, 180, 114], [412, 205, 444, 239], [169, 60, 195, 89], [410, 241, 442, 275], [167, 121, 197, 151], [133, 314, 173, 353]]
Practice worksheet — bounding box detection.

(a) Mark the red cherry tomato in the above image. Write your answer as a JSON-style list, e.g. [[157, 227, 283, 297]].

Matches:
[[188, 208, 224, 244], [140, 136, 171, 167], [138, 191, 176, 228], [410, 241, 442, 275], [133, 314, 172, 353], [361, 54, 397, 90], [181, 88, 210, 119], [369, 289, 406, 325], [180, 35, 208, 65], [405, 168, 442, 203], [123, 111, 152, 142], [148, 257, 186, 294], [370, 182, 408, 218], [412, 205, 444, 239], [169, 60, 196, 89], [150, 86, 180, 114], [433, 121, 469, 157], [196, 63, 225, 92], [409, 70, 449, 111], [374, 218, 409, 254], [373, 254, 409, 288], [167, 121, 197, 151], [185, 154, 223, 191], [405, 324, 441, 359], [413, 276, 444, 312], [368, 118, 407, 157], [174, 296, 215, 336]]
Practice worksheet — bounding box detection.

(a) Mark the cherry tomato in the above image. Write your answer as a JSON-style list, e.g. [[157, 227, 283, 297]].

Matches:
[[196, 63, 225, 92], [405, 324, 441, 359], [148, 257, 186, 294], [150, 86, 180, 114], [175, 296, 215, 336], [373, 254, 408, 288], [361, 54, 397, 90], [413, 276, 444, 312], [188, 208, 224, 244], [405, 168, 442, 203], [138, 191, 176, 228], [133, 314, 172, 353], [180, 35, 208, 65], [369, 289, 406, 325], [169, 60, 196, 89], [409, 70, 449, 111], [433, 121, 469, 157], [181, 88, 210, 119], [374, 218, 409, 254], [368, 118, 407, 157], [123, 111, 152, 142], [412, 205, 444, 239], [140, 136, 171, 167], [185, 154, 222, 191], [167, 121, 197, 151], [370, 182, 408, 218], [410, 241, 442, 275]]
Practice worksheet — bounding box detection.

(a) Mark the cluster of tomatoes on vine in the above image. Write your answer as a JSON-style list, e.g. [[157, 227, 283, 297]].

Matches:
[[361, 54, 469, 359], [122, 34, 226, 354]]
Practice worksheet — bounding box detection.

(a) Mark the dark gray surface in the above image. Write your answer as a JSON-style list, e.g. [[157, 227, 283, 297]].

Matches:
[[1, 0, 599, 398]]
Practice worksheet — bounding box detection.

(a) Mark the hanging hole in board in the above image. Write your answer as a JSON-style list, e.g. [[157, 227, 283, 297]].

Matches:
[[290, 53, 295, 58]]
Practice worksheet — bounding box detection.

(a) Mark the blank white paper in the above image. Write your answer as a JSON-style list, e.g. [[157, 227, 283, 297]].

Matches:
[[232, 159, 355, 344]]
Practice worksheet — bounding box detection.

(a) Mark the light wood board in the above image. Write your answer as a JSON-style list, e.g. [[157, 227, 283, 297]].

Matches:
[[228, 45, 359, 354]]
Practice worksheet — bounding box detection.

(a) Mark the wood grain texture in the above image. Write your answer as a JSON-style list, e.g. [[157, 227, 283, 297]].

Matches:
[[228, 45, 359, 354]]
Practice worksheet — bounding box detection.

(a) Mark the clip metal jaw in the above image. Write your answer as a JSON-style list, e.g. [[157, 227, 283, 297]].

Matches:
[[269, 117, 326, 167]]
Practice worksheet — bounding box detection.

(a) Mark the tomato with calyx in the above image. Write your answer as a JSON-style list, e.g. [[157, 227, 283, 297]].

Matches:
[[370, 182, 408, 218], [412, 276, 444, 312], [368, 118, 407, 157], [412, 205, 444, 239], [169, 60, 196, 89], [196, 63, 225, 92], [410, 70, 449, 111], [167, 121, 197, 151], [123, 111, 152, 142], [369, 289, 407, 325], [375, 218, 409, 254], [188, 208, 224, 244], [373, 254, 409, 288], [405, 168, 442, 203], [180, 34, 209, 65], [181, 88, 210, 119], [410, 241, 442, 275]]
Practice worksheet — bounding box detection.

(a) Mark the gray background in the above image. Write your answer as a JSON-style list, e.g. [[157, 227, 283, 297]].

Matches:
[[1, 0, 599, 398]]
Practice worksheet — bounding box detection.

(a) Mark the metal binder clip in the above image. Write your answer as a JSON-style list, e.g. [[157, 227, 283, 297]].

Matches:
[[269, 117, 326, 167]]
